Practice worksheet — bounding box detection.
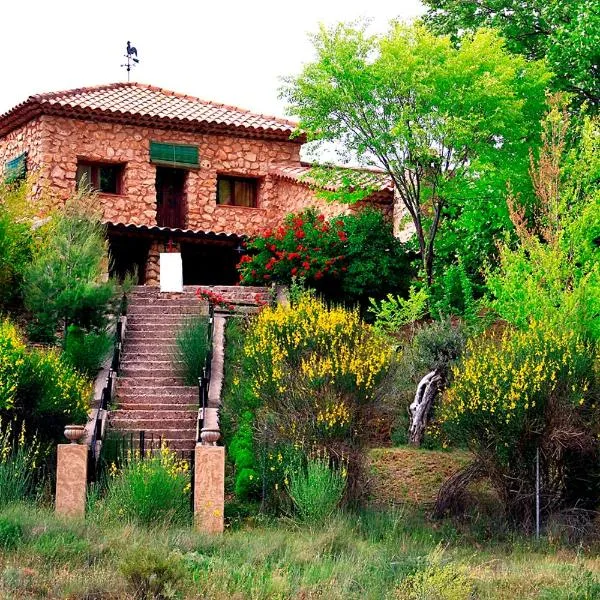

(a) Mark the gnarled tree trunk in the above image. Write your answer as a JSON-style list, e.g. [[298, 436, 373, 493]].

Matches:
[[408, 369, 442, 446]]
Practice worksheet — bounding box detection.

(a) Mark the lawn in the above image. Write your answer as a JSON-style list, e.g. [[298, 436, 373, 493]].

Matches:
[[0, 502, 598, 599]]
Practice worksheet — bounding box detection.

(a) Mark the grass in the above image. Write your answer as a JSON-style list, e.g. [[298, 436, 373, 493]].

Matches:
[[0, 501, 598, 599]]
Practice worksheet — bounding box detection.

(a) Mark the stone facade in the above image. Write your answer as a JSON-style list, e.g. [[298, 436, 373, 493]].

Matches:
[[0, 114, 392, 236]]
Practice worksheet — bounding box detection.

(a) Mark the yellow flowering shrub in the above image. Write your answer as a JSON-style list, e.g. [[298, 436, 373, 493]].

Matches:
[[0, 320, 26, 410], [103, 442, 191, 525], [244, 294, 391, 402], [438, 320, 598, 519], [0, 318, 91, 443]]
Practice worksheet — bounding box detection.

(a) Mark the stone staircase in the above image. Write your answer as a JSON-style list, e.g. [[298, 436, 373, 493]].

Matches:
[[110, 285, 270, 451]]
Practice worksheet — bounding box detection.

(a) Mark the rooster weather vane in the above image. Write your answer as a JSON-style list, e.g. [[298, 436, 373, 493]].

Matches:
[[121, 41, 140, 81]]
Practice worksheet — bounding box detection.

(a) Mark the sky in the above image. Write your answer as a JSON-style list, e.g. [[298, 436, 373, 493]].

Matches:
[[0, 0, 424, 120]]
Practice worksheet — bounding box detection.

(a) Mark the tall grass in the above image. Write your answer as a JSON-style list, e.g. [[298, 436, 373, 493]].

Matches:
[[175, 315, 209, 385], [0, 420, 41, 507], [288, 454, 346, 523]]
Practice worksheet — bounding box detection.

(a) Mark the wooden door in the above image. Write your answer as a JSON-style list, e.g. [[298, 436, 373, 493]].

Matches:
[[156, 167, 186, 228]]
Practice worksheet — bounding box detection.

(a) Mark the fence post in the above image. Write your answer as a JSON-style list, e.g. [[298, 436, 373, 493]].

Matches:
[[55, 442, 88, 518], [194, 408, 224, 534]]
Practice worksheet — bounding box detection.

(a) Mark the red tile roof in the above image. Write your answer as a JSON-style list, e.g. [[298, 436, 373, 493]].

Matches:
[[0, 82, 301, 141], [271, 163, 394, 200]]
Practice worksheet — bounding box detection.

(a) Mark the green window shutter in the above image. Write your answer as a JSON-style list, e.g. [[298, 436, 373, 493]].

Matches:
[[150, 142, 199, 167], [4, 152, 27, 183]]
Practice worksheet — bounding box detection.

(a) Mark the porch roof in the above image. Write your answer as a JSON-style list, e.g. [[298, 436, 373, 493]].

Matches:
[[105, 222, 244, 245]]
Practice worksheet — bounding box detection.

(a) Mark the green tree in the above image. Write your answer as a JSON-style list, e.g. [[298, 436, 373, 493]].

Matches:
[[423, 0, 600, 109], [282, 22, 550, 286], [23, 193, 115, 341]]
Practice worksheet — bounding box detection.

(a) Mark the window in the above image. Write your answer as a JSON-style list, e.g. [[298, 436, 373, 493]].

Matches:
[[150, 142, 199, 168], [217, 175, 258, 207], [4, 152, 27, 184], [76, 162, 123, 194]]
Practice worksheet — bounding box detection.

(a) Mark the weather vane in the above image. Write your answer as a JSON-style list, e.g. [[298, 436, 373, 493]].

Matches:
[[121, 41, 139, 82]]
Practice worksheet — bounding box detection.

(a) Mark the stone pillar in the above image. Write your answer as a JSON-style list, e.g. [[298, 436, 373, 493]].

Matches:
[[145, 240, 161, 287], [194, 445, 225, 534], [55, 444, 88, 518]]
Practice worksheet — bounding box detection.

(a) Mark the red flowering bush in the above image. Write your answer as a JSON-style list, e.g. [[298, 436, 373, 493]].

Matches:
[[238, 208, 413, 305], [196, 288, 235, 312], [238, 209, 346, 289]]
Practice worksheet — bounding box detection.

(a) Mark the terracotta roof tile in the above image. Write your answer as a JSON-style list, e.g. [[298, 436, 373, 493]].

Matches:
[[271, 163, 394, 195], [0, 82, 300, 140]]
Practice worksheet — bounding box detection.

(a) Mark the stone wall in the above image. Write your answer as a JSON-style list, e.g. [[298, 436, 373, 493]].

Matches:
[[1, 114, 394, 236]]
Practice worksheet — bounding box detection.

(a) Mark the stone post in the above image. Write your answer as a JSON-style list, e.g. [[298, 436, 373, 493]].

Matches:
[[194, 445, 225, 534], [55, 444, 88, 517]]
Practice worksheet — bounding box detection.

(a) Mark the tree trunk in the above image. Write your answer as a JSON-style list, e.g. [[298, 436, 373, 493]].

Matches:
[[408, 369, 442, 446]]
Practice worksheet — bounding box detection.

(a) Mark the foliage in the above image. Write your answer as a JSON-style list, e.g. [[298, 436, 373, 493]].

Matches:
[[231, 293, 391, 504], [239, 207, 412, 305], [120, 546, 184, 600], [368, 286, 429, 334], [395, 547, 474, 600], [102, 444, 191, 526], [0, 182, 33, 310], [282, 22, 550, 284], [174, 315, 209, 385], [423, 0, 600, 109], [63, 324, 112, 377], [429, 257, 478, 322], [439, 321, 598, 522], [486, 100, 600, 341], [0, 516, 23, 551], [22, 192, 115, 342], [287, 453, 347, 523], [0, 419, 41, 507], [0, 319, 90, 442]]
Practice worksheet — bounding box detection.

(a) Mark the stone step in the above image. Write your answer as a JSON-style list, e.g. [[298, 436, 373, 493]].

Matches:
[[124, 335, 178, 343], [114, 428, 196, 441], [118, 385, 196, 396], [117, 376, 183, 387], [111, 409, 197, 420], [120, 366, 179, 378], [121, 345, 178, 354], [111, 418, 197, 431], [121, 352, 179, 361], [121, 358, 180, 368], [116, 402, 197, 411], [127, 306, 202, 315], [116, 392, 197, 404]]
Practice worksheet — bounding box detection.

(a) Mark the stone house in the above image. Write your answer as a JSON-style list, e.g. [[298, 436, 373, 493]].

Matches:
[[0, 82, 395, 285]]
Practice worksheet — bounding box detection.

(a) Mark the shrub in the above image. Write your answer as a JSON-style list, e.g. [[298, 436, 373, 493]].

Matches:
[[288, 454, 346, 523], [102, 444, 191, 526], [0, 182, 32, 311], [63, 325, 112, 377], [174, 315, 209, 385], [0, 319, 91, 444], [238, 207, 412, 305], [439, 321, 598, 523], [368, 286, 429, 334], [0, 420, 41, 507], [120, 546, 185, 600], [23, 192, 115, 342], [0, 320, 26, 410], [232, 293, 391, 504], [395, 547, 474, 600]]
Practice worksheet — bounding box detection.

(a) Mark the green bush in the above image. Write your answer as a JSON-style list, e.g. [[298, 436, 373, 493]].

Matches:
[[120, 546, 185, 600], [288, 454, 346, 523], [63, 324, 112, 377], [174, 315, 209, 385], [238, 207, 413, 305], [0, 319, 90, 444], [101, 445, 191, 526], [395, 548, 474, 600], [23, 193, 116, 342]]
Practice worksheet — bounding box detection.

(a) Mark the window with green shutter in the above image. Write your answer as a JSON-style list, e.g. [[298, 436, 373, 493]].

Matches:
[[149, 142, 199, 168], [4, 152, 27, 183]]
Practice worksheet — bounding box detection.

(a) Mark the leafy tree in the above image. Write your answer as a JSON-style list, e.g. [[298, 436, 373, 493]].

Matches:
[[23, 192, 115, 341], [282, 22, 550, 286], [423, 0, 600, 109]]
